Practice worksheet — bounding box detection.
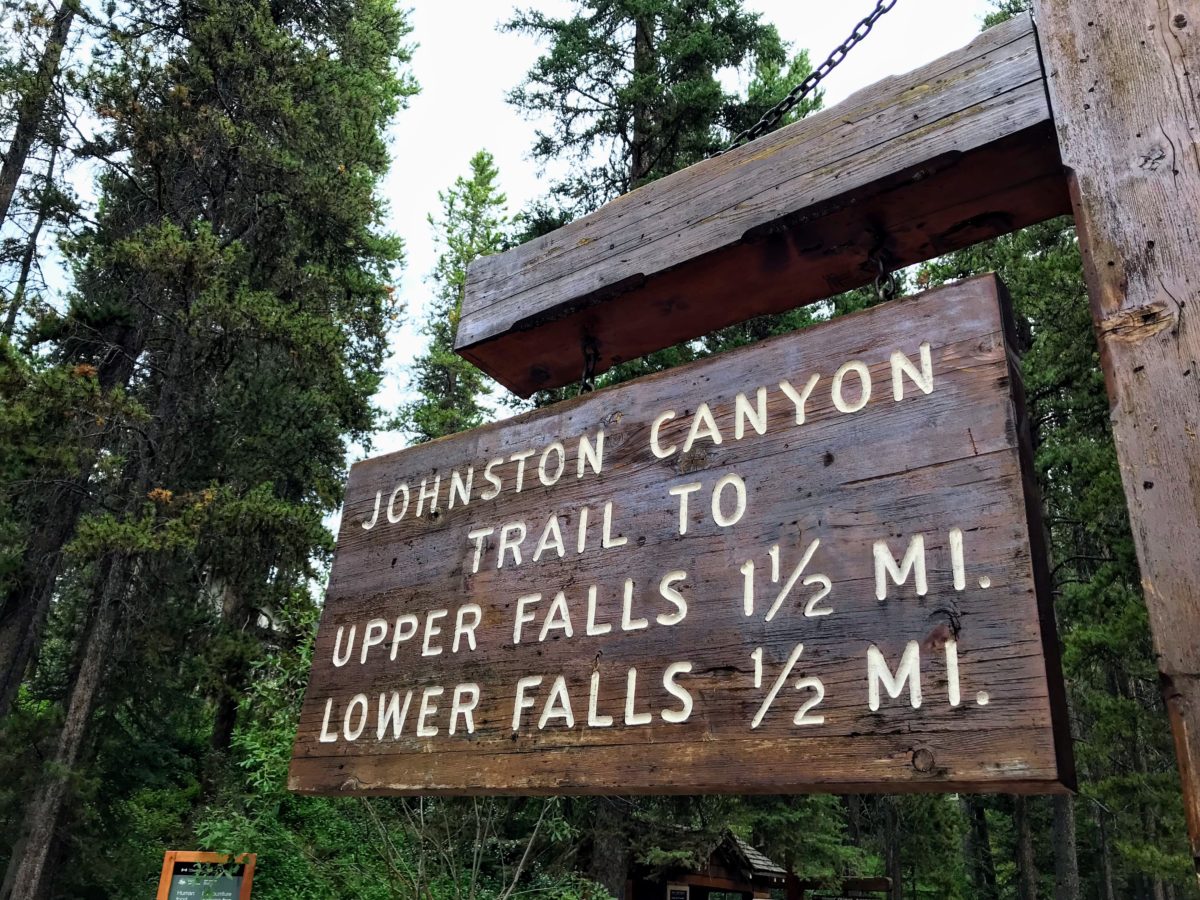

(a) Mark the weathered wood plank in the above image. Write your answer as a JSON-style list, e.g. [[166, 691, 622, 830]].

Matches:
[[1031, 0, 1200, 874], [455, 15, 1070, 396], [290, 276, 1072, 796]]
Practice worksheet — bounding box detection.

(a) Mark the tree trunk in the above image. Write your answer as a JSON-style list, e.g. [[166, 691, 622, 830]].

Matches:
[[0, 553, 127, 900], [589, 798, 630, 900], [0, 310, 145, 722], [1096, 808, 1117, 900], [210, 581, 246, 755], [1052, 795, 1080, 900], [1014, 796, 1038, 900], [845, 795, 864, 846], [884, 797, 903, 900], [0, 475, 91, 718], [628, 15, 653, 190], [961, 796, 998, 900], [1, 141, 57, 339], [0, 315, 183, 896], [0, 0, 75, 232]]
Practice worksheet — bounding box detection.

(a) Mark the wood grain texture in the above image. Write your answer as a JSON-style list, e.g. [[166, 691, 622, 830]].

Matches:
[[1031, 0, 1200, 871], [455, 15, 1070, 397], [291, 277, 1071, 796]]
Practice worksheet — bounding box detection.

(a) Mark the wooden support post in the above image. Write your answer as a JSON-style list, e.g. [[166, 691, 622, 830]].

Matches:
[[1031, 0, 1200, 876]]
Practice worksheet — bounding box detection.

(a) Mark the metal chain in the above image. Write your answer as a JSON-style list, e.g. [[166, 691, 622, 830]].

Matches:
[[579, 337, 600, 394], [872, 251, 899, 303], [716, 0, 899, 155]]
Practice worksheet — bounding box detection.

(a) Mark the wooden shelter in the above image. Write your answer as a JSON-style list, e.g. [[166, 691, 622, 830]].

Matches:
[[628, 832, 786, 900], [628, 833, 888, 900]]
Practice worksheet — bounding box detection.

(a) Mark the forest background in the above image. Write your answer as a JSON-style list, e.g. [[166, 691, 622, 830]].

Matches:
[[0, 0, 1194, 899]]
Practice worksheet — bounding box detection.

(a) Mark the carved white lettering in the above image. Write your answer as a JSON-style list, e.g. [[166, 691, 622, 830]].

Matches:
[[416, 475, 441, 516], [539, 442, 566, 486], [588, 670, 614, 727], [868, 641, 922, 710], [377, 690, 413, 739], [498, 521, 526, 568], [453, 604, 481, 653], [510, 449, 536, 492], [421, 609, 447, 657], [514, 594, 540, 644], [332, 625, 355, 667], [390, 614, 417, 660], [657, 571, 688, 626], [343, 693, 369, 741], [624, 668, 652, 725], [891, 342, 934, 400], [602, 501, 628, 548], [711, 473, 747, 527], [362, 491, 381, 530], [533, 515, 566, 562], [512, 675, 542, 730], [683, 402, 723, 452], [319, 698, 338, 742], [448, 468, 473, 509], [481, 457, 504, 500], [734, 387, 768, 440], [538, 675, 575, 729], [832, 360, 871, 413], [586, 585, 613, 636], [650, 411, 678, 458], [387, 483, 409, 523], [360, 617, 387, 664], [539, 591, 574, 641], [578, 430, 605, 477], [450, 683, 480, 735], [874, 535, 928, 600], [621, 578, 649, 631], [780, 373, 821, 424], [670, 481, 703, 535], [661, 661, 694, 723], [417, 686, 443, 737]]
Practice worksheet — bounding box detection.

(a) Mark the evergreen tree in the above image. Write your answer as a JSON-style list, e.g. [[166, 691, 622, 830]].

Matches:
[[507, 2, 820, 410], [506, 0, 818, 217], [0, 0, 76, 234], [398, 150, 508, 443], [0, 0, 415, 894]]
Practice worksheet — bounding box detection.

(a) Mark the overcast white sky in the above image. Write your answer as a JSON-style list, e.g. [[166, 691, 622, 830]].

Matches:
[[370, 0, 997, 459]]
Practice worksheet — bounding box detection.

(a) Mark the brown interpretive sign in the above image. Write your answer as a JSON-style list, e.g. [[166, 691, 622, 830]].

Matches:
[[156, 852, 255, 900], [289, 275, 1072, 796]]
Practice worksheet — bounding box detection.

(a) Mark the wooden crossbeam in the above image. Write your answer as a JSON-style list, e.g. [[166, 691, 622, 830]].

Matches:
[[457, 13, 1070, 397]]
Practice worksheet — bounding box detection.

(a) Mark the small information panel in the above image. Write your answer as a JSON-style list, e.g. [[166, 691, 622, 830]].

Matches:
[[289, 275, 1071, 796], [156, 852, 255, 900]]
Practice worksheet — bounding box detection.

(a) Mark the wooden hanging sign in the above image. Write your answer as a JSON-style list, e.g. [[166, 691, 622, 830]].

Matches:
[[289, 275, 1072, 796]]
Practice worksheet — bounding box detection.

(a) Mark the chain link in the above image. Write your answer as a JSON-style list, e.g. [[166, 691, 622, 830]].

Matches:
[[716, 0, 899, 156], [579, 337, 599, 394], [871, 250, 899, 303]]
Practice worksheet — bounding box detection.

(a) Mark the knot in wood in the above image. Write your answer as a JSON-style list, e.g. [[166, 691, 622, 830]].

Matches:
[[912, 748, 936, 773]]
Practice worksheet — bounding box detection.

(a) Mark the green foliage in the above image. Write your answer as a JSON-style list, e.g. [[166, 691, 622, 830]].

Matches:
[[397, 150, 508, 443], [983, 0, 1032, 28], [729, 795, 864, 882], [506, 0, 814, 215]]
